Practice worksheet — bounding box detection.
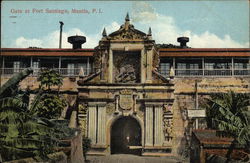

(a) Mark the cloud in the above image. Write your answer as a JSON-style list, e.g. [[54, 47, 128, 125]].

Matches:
[[13, 22, 123, 49], [131, 2, 249, 48], [105, 22, 120, 35], [15, 37, 43, 48], [14, 28, 99, 48], [131, 2, 157, 23], [13, 2, 249, 49], [185, 31, 248, 48]]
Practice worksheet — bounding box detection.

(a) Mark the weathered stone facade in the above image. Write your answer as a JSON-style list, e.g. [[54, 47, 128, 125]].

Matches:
[[76, 16, 176, 156]]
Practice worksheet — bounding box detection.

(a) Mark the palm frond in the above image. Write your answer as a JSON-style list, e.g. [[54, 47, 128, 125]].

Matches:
[[29, 90, 44, 115], [205, 91, 250, 148], [238, 125, 250, 145], [0, 68, 33, 98], [0, 96, 27, 111], [0, 145, 36, 161]]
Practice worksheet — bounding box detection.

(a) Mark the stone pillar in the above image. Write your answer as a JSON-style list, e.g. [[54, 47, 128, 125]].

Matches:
[[145, 105, 153, 146], [97, 103, 106, 145], [115, 95, 119, 113], [154, 106, 163, 146], [69, 111, 77, 128], [59, 56, 61, 69], [140, 48, 146, 83], [88, 104, 97, 144], [100, 52, 105, 80], [108, 49, 113, 83], [146, 49, 153, 83], [231, 57, 234, 76], [30, 56, 33, 69], [87, 57, 90, 75], [202, 57, 205, 76]]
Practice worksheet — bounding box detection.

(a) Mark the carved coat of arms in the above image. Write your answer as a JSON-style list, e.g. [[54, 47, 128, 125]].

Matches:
[[119, 89, 133, 110]]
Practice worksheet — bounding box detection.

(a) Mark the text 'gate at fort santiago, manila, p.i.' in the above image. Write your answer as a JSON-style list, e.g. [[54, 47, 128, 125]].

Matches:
[[77, 14, 175, 156]]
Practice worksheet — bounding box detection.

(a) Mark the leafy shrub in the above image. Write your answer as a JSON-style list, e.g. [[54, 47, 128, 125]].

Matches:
[[32, 94, 66, 119]]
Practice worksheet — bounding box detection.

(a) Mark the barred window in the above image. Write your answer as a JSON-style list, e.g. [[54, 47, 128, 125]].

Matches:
[[159, 62, 170, 77]]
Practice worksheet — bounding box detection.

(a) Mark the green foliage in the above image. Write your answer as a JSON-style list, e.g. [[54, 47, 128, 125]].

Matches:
[[48, 119, 78, 140], [0, 68, 75, 162], [33, 68, 66, 120], [205, 91, 250, 161], [38, 68, 62, 90], [0, 68, 33, 98], [0, 92, 57, 161], [82, 137, 91, 161], [31, 94, 66, 119], [0, 95, 73, 161], [205, 91, 250, 144]]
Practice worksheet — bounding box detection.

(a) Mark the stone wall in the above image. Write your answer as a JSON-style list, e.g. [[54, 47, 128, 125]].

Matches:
[[68, 131, 84, 163], [0, 76, 79, 92], [2, 75, 248, 95], [175, 77, 250, 94], [172, 77, 250, 157]]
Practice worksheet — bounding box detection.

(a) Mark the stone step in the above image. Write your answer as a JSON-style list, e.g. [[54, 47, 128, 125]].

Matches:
[[142, 152, 174, 157]]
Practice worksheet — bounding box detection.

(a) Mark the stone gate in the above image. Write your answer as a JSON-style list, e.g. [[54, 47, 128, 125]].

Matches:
[[77, 14, 175, 156]]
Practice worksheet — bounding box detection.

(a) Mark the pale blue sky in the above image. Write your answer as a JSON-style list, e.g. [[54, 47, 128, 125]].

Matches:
[[1, 1, 249, 48]]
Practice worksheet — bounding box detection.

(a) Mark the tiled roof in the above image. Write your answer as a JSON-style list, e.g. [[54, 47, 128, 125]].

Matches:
[[159, 48, 250, 57], [1, 48, 250, 57], [193, 129, 233, 145], [1, 48, 94, 56]]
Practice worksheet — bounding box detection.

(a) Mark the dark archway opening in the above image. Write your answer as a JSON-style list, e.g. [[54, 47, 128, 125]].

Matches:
[[111, 116, 141, 155]]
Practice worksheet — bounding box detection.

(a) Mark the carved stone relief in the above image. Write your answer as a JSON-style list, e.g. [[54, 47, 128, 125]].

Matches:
[[106, 103, 116, 115], [163, 110, 173, 142], [119, 89, 133, 110], [115, 64, 136, 83], [112, 30, 145, 40], [152, 49, 160, 69], [113, 51, 140, 83], [78, 103, 88, 136]]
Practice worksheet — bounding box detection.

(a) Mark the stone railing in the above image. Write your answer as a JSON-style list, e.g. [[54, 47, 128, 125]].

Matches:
[[0, 68, 97, 77], [159, 68, 250, 77]]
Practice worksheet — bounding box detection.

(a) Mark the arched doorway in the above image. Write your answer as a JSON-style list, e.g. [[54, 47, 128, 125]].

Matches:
[[111, 116, 141, 155]]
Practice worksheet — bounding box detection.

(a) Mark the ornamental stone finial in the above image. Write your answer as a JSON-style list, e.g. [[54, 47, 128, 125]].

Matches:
[[102, 28, 107, 37], [170, 66, 175, 79], [147, 27, 152, 40], [125, 13, 130, 30], [79, 67, 85, 78], [148, 27, 152, 36], [125, 12, 130, 21]]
